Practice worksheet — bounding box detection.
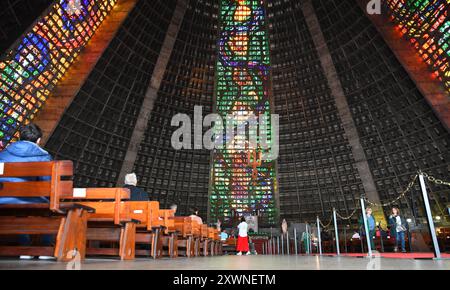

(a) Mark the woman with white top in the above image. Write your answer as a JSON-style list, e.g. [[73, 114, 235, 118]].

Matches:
[[236, 217, 250, 256], [388, 207, 409, 253]]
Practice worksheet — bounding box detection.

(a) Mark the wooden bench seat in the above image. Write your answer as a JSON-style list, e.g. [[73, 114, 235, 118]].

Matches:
[[0, 161, 91, 261]]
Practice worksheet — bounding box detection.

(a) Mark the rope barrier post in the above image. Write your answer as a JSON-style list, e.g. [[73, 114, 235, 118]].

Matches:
[[419, 174, 441, 259], [333, 208, 340, 256], [344, 225, 348, 253], [277, 236, 280, 255], [294, 227, 298, 255], [407, 227, 413, 253], [287, 231, 290, 255], [269, 227, 273, 255], [308, 224, 312, 254], [272, 237, 275, 255], [317, 216, 322, 255], [360, 196, 372, 257], [305, 223, 311, 255]]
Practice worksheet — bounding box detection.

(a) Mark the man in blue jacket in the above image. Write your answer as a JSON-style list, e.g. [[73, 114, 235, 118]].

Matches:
[[0, 123, 52, 204], [0, 123, 54, 259]]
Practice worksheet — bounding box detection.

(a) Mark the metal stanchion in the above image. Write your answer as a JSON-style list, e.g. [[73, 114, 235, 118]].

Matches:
[[305, 223, 309, 254], [407, 228, 413, 253], [419, 174, 441, 259], [308, 224, 312, 254], [294, 228, 298, 255], [360, 196, 372, 257], [287, 231, 290, 255], [317, 216, 322, 255], [344, 225, 348, 253], [277, 236, 280, 255], [333, 208, 340, 256]]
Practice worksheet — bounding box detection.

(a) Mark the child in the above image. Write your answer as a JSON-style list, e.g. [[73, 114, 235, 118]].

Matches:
[[236, 217, 250, 256]]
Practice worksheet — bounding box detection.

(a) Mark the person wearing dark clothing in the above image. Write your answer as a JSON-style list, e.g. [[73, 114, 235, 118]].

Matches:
[[359, 207, 376, 251], [0, 124, 54, 259], [388, 207, 409, 253], [123, 173, 149, 201]]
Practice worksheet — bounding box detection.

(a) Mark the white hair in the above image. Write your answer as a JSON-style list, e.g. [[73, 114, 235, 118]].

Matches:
[[124, 173, 137, 186]]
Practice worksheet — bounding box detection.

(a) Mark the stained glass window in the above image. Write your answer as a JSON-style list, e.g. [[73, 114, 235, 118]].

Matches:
[[385, 0, 450, 94], [0, 0, 117, 145], [210, 0, 277, 226]]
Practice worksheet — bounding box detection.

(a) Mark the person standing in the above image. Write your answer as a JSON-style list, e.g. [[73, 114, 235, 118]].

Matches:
[[236, 217, 250, 256], [359, 207, 376, 251], [388, 207, 408, 253]]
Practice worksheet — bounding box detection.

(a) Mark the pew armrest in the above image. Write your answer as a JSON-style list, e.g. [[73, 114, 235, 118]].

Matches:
[[59, 203, 96, 214]]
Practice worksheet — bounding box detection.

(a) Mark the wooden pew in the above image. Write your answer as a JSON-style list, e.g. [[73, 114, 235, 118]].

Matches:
[[126, 201, 163, 259], [0, 161, 92, 261], [191, 220, 201, 256], [212, 228, 222, 256], [159, 209, 178, 258], [199, 224, 210, 256], [61, 187, 136, 260], [174, 216, 194, 257], [127, 202, 178, 259]]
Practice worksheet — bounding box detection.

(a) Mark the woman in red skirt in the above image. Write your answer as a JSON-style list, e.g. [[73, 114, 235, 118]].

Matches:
[[236, 217, 250, 256]]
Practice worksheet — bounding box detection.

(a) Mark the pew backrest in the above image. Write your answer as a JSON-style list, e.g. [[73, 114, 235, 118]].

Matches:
[[208, 227, 215, 239], [127, 201, 160, 231], [174, 216, 192, 237], [159, 209, 175, 234], [191, 220, 201, 237], [60, 187, 130, 225], [0, 161, 73, 212], [200, 224, 208, 239]]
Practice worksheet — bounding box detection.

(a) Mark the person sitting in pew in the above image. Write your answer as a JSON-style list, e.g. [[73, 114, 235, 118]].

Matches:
[[189, 208, 203, 224], [170, 204, 178, 215], [0, 123, 54, 260], [0, 124, 52, 204], [123, 173, 149, 201], [220, 230, 229, 241]]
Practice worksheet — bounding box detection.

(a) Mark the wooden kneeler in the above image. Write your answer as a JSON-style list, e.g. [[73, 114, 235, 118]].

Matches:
[[0, 161, 92, 261]]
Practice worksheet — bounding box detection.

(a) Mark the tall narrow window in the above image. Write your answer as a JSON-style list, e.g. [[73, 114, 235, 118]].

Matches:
[[210, 0, 277, 226]]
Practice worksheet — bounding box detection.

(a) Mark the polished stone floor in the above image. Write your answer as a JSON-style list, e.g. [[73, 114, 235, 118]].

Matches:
[[0, 255, 449, 270]]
